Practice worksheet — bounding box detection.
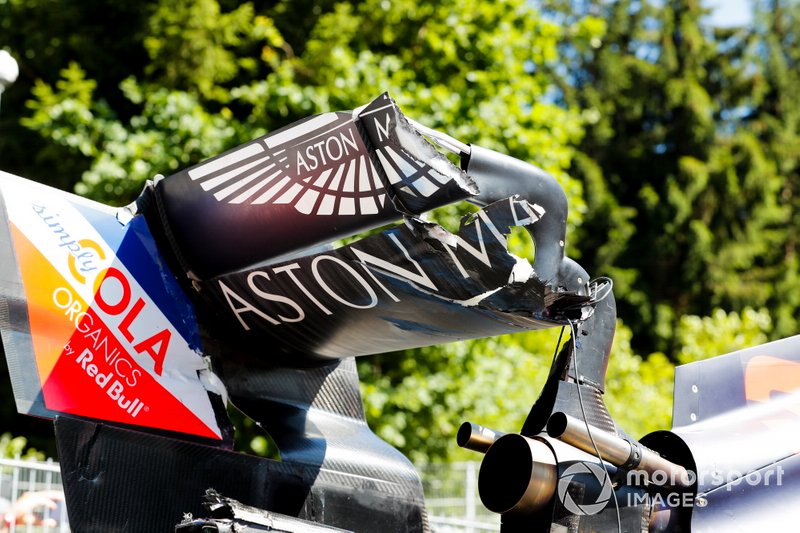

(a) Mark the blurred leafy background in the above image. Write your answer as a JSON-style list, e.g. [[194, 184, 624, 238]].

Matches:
[[0, 0, 795, 462]]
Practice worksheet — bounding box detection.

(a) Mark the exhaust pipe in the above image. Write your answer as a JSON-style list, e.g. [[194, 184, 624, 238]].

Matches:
[[457, 422, 504, 453], [478, 434, 558, 515], [547, 412, 691, 488]]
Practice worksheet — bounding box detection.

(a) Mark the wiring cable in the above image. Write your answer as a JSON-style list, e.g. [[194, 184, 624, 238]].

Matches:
[[568, 317, 622, 533]]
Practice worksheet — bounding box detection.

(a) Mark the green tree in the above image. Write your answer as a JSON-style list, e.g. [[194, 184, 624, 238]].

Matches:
[[542, 0, 791, 358], [674, 307, 771, 364], [0, 0, 152, 191], [747, 0, 800, 339], [0, 433, 44, 461]]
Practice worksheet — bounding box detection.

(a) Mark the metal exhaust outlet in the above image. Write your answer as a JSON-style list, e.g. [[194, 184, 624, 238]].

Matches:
[[478, 434, 558, 515], [457, 421, 504, 453]]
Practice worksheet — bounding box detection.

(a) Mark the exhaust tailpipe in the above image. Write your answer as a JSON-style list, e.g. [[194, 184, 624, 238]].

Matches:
[[457, 422, 504, 454], [478, 434, 558, 515], [547, 412, 691, 488]]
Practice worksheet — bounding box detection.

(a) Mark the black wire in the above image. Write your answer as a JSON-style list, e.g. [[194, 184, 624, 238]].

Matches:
[[551, 325, 566, 367], [569, 318, 622, 533]]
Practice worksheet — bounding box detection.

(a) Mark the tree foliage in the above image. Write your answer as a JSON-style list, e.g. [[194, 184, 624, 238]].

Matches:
[[542, 0, 799, 357], [0, 434, 43, 461]]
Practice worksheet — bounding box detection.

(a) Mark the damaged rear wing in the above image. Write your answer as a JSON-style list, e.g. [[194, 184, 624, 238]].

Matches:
[[140, 92, 600, 363]]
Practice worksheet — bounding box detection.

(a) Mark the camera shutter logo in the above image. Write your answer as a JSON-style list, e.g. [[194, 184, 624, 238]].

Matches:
[[557, 461, 613, 516]]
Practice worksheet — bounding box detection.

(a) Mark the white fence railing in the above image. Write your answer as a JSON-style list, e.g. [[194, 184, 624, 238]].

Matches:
[[420, 462, 500, 532], [0, 457, 68, 533]]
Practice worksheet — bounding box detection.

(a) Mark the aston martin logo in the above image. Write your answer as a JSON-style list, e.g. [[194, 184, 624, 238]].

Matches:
[[186, 111, 454, 216]]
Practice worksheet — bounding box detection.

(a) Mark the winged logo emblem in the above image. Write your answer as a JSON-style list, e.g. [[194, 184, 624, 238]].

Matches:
[[185, 105, 460, 217]]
